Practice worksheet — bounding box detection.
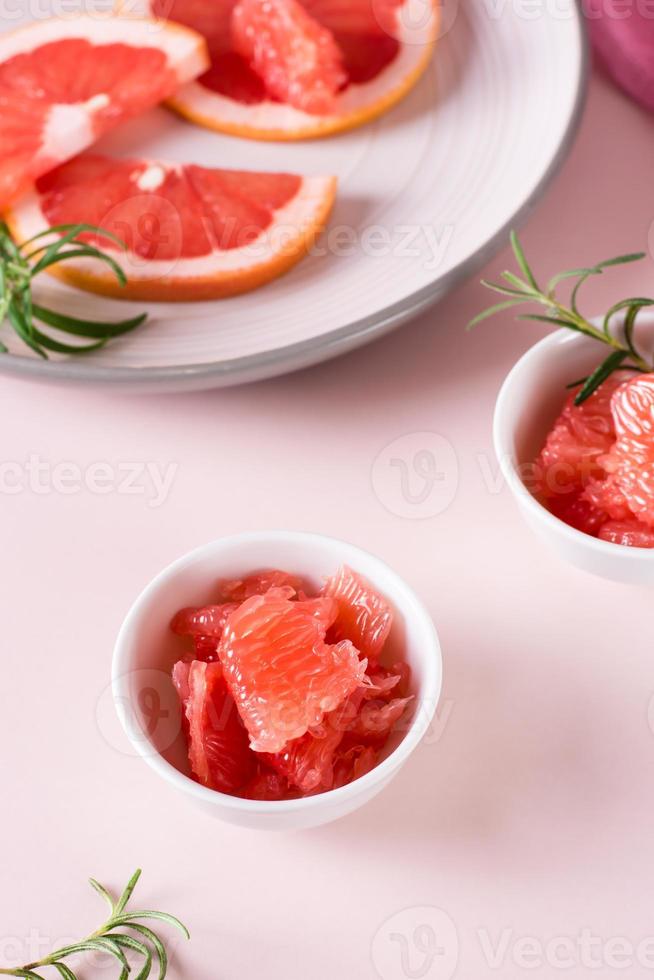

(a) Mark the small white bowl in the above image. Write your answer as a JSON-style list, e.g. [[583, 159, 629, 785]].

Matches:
[[112, 531, 442, 830], [494, 320, 654, 585]]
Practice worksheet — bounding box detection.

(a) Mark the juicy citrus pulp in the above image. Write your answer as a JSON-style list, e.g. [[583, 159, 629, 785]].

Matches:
[[139, 0, 440, 139], [7, 153, 337, 301], [173, 660, 255, 792], [170, 566, 413, 798], [0, 16, 208, 209], [322, 564, 393, 663], [534, 373, 654, 548], [218, 587, 365, 753]]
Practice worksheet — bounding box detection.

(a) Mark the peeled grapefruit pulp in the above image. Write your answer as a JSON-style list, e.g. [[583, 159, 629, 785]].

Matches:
[[7, 154, 337, 301], [131, 0, 440, 139], [0, 16, 208, 210], [170, 566, 413, 799], [533, 373, 654, 548]]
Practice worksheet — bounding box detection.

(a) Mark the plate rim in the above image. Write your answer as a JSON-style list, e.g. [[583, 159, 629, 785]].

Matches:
[[0, 5, 589, 388]]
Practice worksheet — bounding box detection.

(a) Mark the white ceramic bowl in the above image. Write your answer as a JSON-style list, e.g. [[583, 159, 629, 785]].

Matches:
[[112, 531, 442, 830], [494, 321, 654, 585]]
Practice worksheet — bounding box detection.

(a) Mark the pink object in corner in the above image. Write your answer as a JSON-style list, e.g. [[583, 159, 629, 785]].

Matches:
[[586, 0, 654, 110]]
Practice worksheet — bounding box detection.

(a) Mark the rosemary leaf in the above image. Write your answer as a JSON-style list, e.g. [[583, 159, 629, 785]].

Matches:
[[466, 298, 525, 329], [0, 870, 188, 980], [33, 305, 146, 339], [35, 246, 127, 286], [574, 351, 629, 405], [510, 230, 540, 291], [21, 223, 127, 253], [0, 222, 148, 358], [29, 328, 106, 356], [470, 231, 654, 396]]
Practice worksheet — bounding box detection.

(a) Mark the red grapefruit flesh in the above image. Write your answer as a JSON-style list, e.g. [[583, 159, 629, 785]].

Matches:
[[171, 603, 240, 663], [590, 374, 654, 528], [347, 696, 412, 746], [217, 569, 305, 602], [0, 17, 207, 209], [178, 660, 256, 792], [534, 372, 630, 499], [169, 565, 409, 798], [547, 491, 608, 537], [218, 587, 366, 753], [261, 725, 345, 793], [535, 373, 654, 546], [598, 520, 654, 548], [8, 153, 337, 301], [333, 744, 377, 788], [322, 565, 392, 664], [136, 0, 440, 139], [231, 0, 348, 114], [260, 686, 363, 792], [171, 602, 239, 638], [242, 764, 289, 800]]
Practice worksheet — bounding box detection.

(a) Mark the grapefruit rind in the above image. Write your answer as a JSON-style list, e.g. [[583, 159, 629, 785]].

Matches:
[[0, 16, 209, 208], [7, 166, 337, 302], [128, 0, 440, 140]]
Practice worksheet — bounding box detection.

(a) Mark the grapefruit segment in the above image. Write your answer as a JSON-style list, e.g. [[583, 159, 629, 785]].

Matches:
[[322, 565, 392, 664], [242, 764, 289, 800], [348, 695, 412, 746], [591, 375, 654, 528], [136, 0, 440, 139], [179, 660, 256, 792], [534, 372, 630, 499], [260, 686, 364, 792], [218, 587, 367, 753], [171, 602, 239, 639], [262, 725, 345, 793], [7, 154, 337, 301], [598, 519, 654, 548], [169, 564, 411, 799], [535, 373, 654, 546], [333, 744, 377, 788], [0, 16, 208, 209], [217, 569, 305, 602], [547, 491, 608, 537], [231, 0, 347, 115]]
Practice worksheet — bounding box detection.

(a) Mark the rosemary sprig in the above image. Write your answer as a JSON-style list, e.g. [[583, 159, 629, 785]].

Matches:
[[0, 870, 188, 979], [468, 231, 654, 404], [0, 222, 147, 359]]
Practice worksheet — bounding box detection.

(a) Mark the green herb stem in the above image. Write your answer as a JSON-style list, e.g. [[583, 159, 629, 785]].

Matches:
[[0, 870, 188, 980], [469, 230, 654, 403], [0, 222, 147, 360]]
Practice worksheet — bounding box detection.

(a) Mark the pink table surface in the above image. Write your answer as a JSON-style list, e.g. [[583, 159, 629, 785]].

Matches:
[[3, 68, 654, 980]]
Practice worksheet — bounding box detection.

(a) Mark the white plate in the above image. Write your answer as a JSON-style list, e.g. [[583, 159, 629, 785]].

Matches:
[[0, 2, 587, 391]]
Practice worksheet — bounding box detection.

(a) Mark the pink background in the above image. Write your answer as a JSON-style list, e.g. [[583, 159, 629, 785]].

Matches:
[[3, 67, 654, 979]]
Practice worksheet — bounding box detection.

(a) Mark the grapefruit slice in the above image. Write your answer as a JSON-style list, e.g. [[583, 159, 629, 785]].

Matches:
[[322, 565, 393, 664], [218, 587, 367, 753], [8, 154, 337, 301], [130, 0, 440, 139], [175, 659, 256, 792], [0, 16, 208, 210]]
